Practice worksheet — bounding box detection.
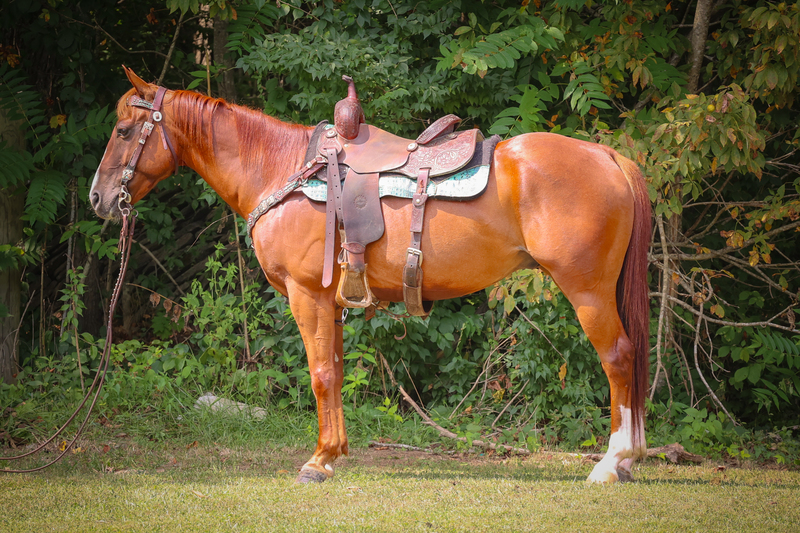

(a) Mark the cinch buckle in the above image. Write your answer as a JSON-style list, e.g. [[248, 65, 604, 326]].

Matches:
[[407, 247, 423, 266]]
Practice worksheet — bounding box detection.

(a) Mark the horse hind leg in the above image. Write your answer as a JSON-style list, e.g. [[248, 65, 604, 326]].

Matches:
[[558, 287, 646, 483]]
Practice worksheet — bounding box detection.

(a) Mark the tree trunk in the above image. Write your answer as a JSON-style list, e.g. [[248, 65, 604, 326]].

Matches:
[[0, 110, 25, 384], [687, 0, 714, 94], [213, 14, 237, 103]]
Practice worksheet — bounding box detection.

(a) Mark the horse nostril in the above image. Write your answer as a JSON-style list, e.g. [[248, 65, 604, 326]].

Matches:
[[91, 191, 101, 209]]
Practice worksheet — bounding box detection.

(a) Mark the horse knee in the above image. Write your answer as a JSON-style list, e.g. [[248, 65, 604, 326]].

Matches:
[[310, 367, 341, 398]]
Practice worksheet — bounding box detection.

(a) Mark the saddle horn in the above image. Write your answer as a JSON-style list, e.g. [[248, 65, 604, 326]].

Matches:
[[334, 75, 365, 140]]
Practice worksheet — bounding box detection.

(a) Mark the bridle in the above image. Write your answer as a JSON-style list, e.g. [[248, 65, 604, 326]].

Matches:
[[120, 86, 180, 215], [0, 87, 176, 473]]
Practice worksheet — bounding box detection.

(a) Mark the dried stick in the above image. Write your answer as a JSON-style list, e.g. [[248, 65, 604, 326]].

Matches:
[[231, 211, 252, 367], [449, 336, 512, 420], [692, 281, 737, 423], [367, 441, 429, 452], [650, 219, 800, 261], [491, 379, 529, 429], [378, 352, 531, 456], [651, 214, 671, 400], [157, 11, 186, 85], [132, 239, 185, 296], [581, 442, 704, 464]]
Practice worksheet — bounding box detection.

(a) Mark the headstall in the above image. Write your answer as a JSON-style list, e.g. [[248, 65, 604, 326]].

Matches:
[[121, 86, 179, 215]]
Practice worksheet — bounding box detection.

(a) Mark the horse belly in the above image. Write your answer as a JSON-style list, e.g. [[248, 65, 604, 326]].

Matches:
[[365, 195, 533, 302]]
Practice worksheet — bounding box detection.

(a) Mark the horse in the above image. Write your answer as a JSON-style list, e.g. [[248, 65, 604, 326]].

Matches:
[[90, 67, 652, 484]]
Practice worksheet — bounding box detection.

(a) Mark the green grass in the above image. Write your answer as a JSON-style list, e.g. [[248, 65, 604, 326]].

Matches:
[[3, 401, 799, 532], [2, 437, 799, 532]]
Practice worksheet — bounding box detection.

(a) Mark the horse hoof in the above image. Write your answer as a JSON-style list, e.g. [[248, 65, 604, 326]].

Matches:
[[587, 467, 619, 484], [296, 467, 329, 484], [616, 466, 634, 483]]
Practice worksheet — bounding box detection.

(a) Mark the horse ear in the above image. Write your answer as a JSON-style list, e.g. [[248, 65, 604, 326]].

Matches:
[[123, 65, 156, 99]]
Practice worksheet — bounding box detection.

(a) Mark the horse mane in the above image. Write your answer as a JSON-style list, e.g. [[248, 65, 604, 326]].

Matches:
[[116, 88, 311, 176]]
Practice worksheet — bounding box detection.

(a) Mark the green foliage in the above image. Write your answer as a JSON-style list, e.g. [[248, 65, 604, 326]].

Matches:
[[0, 142, 34, 188], [553, 58, 613, 116], [717, 326, 800, 421], [4, 0, 800, 461], [438, 12, 563, 77], [0, 63, 50, 149]]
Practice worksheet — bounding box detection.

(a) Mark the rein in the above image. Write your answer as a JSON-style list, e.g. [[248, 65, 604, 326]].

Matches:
[[0, 88, 173, 472], [0, 215, 135, 472]]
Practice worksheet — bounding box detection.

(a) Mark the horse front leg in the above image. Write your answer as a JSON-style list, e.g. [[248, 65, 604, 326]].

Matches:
[[285, 281, 347, 483]]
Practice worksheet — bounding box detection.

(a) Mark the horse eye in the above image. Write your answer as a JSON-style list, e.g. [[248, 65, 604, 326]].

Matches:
[[117, 127, 130, 138]]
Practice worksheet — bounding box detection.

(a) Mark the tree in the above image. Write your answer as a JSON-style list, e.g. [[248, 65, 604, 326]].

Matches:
[[0, 106, 25, 383]]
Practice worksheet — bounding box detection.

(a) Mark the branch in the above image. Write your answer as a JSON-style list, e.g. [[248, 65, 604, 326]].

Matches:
[[378, 353, 532, 456], [157, 11, 186, 85], [692, 278, 737, 422], [368, 441, 430, 453], [652, 214, 672, 400], [663, 294, 797, 332], [650, 219, 800, 261], [581, 443, 704, 464], [132, 239, 186, 296]]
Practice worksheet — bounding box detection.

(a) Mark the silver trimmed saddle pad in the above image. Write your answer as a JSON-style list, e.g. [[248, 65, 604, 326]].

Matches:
[[302, 164, 490, 202]]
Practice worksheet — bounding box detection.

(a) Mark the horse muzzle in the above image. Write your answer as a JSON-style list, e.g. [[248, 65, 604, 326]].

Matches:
[[90, 188, 124, 221]]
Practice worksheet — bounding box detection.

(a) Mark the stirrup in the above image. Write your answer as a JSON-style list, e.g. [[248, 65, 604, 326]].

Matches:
[[335, 263, 374, 309]]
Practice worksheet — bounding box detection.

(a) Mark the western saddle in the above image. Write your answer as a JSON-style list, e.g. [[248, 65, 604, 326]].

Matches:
[[316, 76, 487, 317], [248, 75, 489, 317]]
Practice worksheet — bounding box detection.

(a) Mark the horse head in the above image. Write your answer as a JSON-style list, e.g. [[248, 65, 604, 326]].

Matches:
[[90, 67, 179, 220]]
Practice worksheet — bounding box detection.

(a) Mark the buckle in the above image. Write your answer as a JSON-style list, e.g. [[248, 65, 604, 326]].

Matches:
[[407, 247, 423, 266]]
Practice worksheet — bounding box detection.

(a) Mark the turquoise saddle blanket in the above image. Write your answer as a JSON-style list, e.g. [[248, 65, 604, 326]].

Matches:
[[301, 164, 490, 202]]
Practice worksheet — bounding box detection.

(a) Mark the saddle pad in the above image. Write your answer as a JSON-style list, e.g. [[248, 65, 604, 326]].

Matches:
[[302, 164, 490, 202]]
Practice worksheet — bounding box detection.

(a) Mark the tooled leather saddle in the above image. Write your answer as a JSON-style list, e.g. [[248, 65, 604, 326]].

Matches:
[[316, 76, 494, 317]]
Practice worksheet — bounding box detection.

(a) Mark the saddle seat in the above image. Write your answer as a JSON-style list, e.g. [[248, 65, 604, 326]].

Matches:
[[318, 117, 482, 179]]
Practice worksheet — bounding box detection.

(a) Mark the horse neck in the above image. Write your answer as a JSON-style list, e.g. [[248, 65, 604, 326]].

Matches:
[[168, 91, 313, 217]]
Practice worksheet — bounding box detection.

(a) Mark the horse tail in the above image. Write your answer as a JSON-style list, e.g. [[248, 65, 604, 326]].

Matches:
[[613, 152, 652, 452]]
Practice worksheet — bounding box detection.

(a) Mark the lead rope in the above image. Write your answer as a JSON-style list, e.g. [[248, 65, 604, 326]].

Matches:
[[0, 212, 136, 473]]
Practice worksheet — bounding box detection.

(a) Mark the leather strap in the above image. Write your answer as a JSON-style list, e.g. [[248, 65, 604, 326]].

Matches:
[[403, 168, 432, 316], [416, 114, 461, 145], [323, 147, 344, 288], [123, 87, 179, 190]]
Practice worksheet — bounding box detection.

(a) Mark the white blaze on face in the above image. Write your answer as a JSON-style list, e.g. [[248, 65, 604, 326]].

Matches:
[[90, 145, 110, 199]]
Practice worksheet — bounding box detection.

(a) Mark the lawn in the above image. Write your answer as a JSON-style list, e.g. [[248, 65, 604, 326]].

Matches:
[[2, 440, 798, 532]]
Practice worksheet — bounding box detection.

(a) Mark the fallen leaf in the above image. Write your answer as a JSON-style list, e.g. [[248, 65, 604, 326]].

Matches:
[[186, 441, 199, 449], [191, 490, 206, 498]]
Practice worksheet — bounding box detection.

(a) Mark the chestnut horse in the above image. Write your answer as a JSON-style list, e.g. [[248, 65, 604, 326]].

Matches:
[[91, 68, 651, 484]]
